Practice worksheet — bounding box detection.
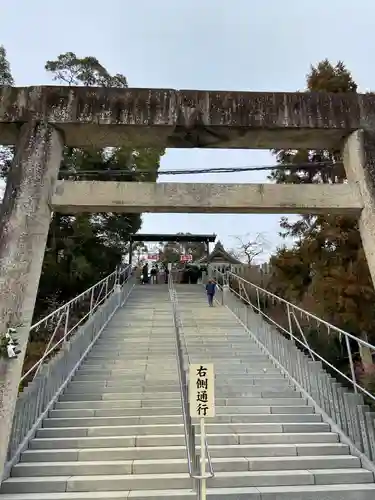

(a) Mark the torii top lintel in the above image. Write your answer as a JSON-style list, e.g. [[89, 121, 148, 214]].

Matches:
[[0, 85, 372, 149], [129, 233, 216, 243]]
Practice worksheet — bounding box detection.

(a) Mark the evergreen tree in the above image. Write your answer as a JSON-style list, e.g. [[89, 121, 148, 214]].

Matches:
[[0, 46, 14, 184], [0, 45, 13, 85], [35, 52, 164, 317], [0, 49, 164, 319], [268, 60, 375, 347]]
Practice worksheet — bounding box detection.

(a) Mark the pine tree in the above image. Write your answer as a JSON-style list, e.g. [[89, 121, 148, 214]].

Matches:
[[1, 49, 164, 319], [0, 45, 14, 86], [268, 60, 375, 358], [33, 52, 164, 316], [0, 46, 14, 182]]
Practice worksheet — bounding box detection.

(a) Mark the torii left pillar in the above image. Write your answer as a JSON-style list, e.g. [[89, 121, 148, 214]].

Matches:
[[0, 122, 63, 481]]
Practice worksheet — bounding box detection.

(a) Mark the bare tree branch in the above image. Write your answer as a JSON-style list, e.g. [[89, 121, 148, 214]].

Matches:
[[231, 233, 268, 265]]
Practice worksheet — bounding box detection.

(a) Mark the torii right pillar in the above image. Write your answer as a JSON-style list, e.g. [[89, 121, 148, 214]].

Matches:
[[343, 127, 375, 366]]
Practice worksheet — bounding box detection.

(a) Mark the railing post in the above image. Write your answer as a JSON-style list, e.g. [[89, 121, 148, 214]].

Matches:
[[286, 303, 293, 340], [256, 289, 261, 311], [199, 418, 207, 500], [225, 271, 229, 286], [344, 334, 358, 393], [63, 304, 70, 346], [89, 287, 95, 317], [222, 284, 230, 306], [114, 276, 122, 307]]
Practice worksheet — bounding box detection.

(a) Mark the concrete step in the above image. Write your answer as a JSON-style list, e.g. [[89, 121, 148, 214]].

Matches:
[[94, 339, 257, 345], [82, 357, 177, 362], [87, 351, 268, 358], [63, 389, 295, 399], [72, 371, 283, 379], [110, 324, 173, 327], [43, 413, 322, 429], [67, 376, 289, 386], [74, 370, 179, 378], [80, 362, 177, 369], [80, 361, 274, 369], [59, 383, 184, 393], [21, 443, 351, 462], [63, 383, 292, 395], [82, 362, 273, 374], [54, 399, 309, 410], [75, 369, 274, 377], [96, 338, 254, 343], [74, 371, 281, 380], [95, 328, 173, 331], [77, 362, 276, 369], [49, 406, 315, 418], [72, 376, 180, 384], [4, 484, 375, 500], [94, 340, 176, 345], [69, 374, 286, 386], [101, 332, 175, 336], [90, 343, 261, 350], [58, 396, 182, 405], [1, 469, 373, 494], [80, 363, 276, 371], [42, 414, 321, 429], [59, 393, 301, 403], [53, 405, 183, 415], [72, 372, 282, 381], [29, 432, 339, 449], [11, 455, 361, 477], [36, 422, 330, 439], [62, 390, 186, 398], [84, 355, 179, 361]]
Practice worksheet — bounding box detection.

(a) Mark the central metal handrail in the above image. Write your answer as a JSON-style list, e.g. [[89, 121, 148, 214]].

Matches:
[[168, 274, 214, 494]]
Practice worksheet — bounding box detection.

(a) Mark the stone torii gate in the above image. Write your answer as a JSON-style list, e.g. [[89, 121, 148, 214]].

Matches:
[[0, 85, 375, 477]]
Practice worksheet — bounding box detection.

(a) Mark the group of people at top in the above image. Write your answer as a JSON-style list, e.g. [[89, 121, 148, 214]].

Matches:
[[140, 262, 169, 284], [138, 261, 217, 307]]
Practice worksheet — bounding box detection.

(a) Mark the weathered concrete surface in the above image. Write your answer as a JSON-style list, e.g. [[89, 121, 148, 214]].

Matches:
[[344, 131, 375, 289], [0, 123, 63, 481], [0, 86, 365, 149], [51, 181, 363, 215]]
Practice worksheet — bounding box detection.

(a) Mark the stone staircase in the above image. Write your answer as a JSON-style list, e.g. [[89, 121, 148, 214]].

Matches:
[[1, 284, 375, 499]]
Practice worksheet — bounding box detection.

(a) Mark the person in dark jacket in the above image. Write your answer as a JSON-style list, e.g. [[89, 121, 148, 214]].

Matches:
[[205, 279, 216, 307], [164, 264, 170, 284], [150, 265, 157, 284], [142, 263, 149, 284]]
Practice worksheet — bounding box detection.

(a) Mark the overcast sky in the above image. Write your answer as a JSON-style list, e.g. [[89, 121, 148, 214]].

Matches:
[[1, 0, 374, 260]]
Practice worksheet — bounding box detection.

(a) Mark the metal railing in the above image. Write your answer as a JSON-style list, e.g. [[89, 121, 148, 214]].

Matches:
[[4, 266, 135, 481], [168, 274, 214, 497], [22, 265, 132, 386], [210, 268, 375, 468]]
